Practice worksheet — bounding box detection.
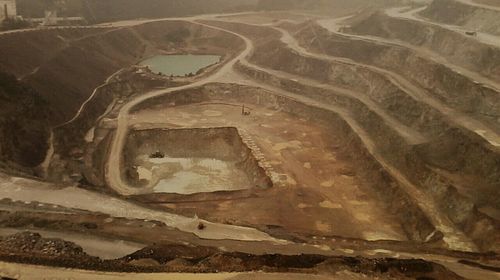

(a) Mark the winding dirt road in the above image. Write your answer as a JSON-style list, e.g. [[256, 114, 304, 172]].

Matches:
[[0, 12, 498, 278], [0, 176, 281, 243], [316, 14, 500, 148], [231, 33, 478, 253], [96, 13, 481, 252], [458, 0, 500, 11]]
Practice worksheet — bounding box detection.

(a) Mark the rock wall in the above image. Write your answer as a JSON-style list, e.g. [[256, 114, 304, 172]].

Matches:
[[278, 23, 500, 251], [420, 0, 500, 36], [348, 11, 500, 83], [123, 127, 272, 190], [293, 24, 500, 124], [192, 21, 500, 251], [128, 83, 438, 242]]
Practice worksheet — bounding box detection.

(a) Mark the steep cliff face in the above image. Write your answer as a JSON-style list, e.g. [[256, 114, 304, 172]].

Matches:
[[198, 20, 500, 251], [291, 24, 500, 125], [0, 70, 50, 171], [348, 12, 500, 83], [420, 0, 500, 36]]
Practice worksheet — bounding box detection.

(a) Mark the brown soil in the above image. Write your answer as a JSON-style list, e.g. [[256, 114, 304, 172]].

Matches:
[[0, 231, 465, 279], [0, 5, 499, 278]]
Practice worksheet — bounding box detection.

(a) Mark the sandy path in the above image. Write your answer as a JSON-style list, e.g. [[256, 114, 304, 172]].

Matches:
[[0, 176, 283, 243]]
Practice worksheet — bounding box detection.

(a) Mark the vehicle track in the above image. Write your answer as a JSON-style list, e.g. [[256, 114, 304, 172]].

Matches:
[[196, 20, 479, 252], [296, 19, 500, 147]]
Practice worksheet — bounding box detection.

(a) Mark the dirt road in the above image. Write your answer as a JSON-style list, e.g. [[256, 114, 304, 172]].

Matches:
[[315, 14, 500, 148], [458, 0, 500, 11], [197, 18, 479, 252], [97, 14, 481, 252], [386, 6, 500, 49], [0, 176, 282, 243]]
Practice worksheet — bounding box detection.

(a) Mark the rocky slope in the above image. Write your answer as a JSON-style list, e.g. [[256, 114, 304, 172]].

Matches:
[[420, 0, 500, 36], [0, 20, 242, 172], [0, 70, 50, 172], [347, 11, 500, 83], [0, 231, 466, 279], [196, 20, 500, 252]]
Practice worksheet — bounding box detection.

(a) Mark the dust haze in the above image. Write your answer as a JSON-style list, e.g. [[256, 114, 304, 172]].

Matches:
[[0, 0, 499, 279]]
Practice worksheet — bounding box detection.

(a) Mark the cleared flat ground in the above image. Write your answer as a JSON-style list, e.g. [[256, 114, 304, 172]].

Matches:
[[129, 102, 406, 240]]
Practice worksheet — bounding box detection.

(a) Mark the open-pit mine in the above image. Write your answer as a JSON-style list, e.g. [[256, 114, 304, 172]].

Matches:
[[0, 0, 499, 279]]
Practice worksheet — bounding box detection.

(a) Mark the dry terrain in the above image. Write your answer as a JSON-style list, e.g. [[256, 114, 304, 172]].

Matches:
[[0, 0, 499, 279]]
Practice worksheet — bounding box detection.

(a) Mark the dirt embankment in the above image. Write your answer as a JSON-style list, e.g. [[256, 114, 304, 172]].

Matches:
[[0, 71, 50, 174], [0, 28, 107, 79], [284, 22, 500, 196], [0, 20, 242, 125], [123, 244, 463, 279], [194, 21, 500, 251], [123, 127, 271, 190], [0, 231, 465, 279], [347, 11, 500, 83], [279, 23, 500, 251], [47, 68, 170, 182], [204, 21, 450, 137], [420, 0, 500, 36], [292, 23, 500, 125], [0, 20, 243, 172], [124, 83, 438, 243], [237, 60, 500, 248]]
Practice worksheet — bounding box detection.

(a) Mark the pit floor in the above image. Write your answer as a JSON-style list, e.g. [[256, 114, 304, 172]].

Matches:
[[136, 155, 252, 194], [130, 101, 407, 241]]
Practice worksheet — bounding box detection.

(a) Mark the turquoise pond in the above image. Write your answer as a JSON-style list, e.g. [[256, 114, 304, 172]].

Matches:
[[139, 54, 221, 76]]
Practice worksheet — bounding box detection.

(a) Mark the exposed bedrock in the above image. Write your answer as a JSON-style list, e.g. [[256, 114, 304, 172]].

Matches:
[[47, 69, 170, 182], [0, 20, 244, 171], [273, 23, 500, 218], [202, 21, 449, 136], [194, 21, 500, 251], [289, 23, 500, 126], [420, 0, 500, 36], [209, 20, 500, 208], [250, 40, 450, 135], [129, 83, 438, 243], [0, 21, 242, 125], [123, 127, 272, 192], [347, 11, 500, 82], [236, 62, 499, 251]]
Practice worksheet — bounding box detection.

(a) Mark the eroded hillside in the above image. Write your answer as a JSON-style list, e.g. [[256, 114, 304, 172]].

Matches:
[[0, 1, 499, 279]]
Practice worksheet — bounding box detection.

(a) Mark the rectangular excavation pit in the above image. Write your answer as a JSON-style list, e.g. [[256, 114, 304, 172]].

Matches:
[[123, 127, 272, 194]]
